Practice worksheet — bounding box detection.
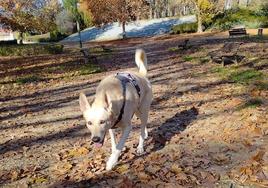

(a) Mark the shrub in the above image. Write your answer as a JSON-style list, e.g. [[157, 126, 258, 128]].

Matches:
[[171, 22, 197, 34], [210, 8, 267, 31], [0, 40, 18, 45], [0, 44, 64, 56], [39, 30, 68, 42]]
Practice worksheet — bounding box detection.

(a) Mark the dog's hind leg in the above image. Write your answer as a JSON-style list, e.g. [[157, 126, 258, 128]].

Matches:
[[106, 125, 131, 170], [136, 92, 152, 154], [136, 112, 148, 155]]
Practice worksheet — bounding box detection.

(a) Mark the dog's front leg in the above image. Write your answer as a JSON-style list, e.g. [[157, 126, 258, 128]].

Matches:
[[109, 129, 117, 153], [106, 125, 131, 171]]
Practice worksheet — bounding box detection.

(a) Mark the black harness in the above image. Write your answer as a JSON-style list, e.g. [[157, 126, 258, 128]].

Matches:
[[112, 73, 141, 128]]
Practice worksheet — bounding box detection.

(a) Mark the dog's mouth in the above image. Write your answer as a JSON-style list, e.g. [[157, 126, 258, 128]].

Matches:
[[94, 142, 103, 148], [93, 138, 105, 148]]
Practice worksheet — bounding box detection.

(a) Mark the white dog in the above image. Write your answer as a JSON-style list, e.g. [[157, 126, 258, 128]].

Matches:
[[79, 49, 152, 170]]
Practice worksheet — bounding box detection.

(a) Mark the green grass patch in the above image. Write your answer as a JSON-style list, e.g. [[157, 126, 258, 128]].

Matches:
[[183, 56, 194, 62], [229, 69, 263, 84], [168, 47, 179, 52], [16, 75, 43, 84], [237, 98, 263, 110], [0, 44, 64, 56], [78, 63, 102, 75], [211, 67, 263, 85], [199, 57, 211, 64], [256, 81, 268, 90], [90, 46, 113, 54]]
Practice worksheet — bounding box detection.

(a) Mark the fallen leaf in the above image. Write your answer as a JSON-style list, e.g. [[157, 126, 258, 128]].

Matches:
[[212, 153, 230, 164], [170, 164, 182, 174], [137, 172, 150, 181], [252, 150, 265, 162], [119, 176, 134, 188], [116, 164, 130, 174]]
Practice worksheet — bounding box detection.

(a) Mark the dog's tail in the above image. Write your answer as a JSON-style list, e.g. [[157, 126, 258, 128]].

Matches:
[[135, 49, 148, 77]]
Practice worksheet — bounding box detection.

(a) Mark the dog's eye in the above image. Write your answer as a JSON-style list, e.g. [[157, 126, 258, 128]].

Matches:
[[87, 121, 92, 126], [100, 120, 105, 124]]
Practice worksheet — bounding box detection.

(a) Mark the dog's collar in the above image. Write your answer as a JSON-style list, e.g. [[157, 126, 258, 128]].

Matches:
[[111, 72, 140, 129]]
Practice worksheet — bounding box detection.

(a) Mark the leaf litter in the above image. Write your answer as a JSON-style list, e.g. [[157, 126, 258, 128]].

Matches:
[[0, 34, 268, 187]]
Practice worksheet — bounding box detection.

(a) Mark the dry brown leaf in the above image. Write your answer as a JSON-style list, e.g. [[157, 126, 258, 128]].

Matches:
[[116, 164, 130, 174], [53, 162, 73, 176], [146, 165, 161, 174], [239, 174, 248, 183], [212, 153, 230, 164], [137, 172, 150, 181], [242, 139, 253, 147], [175, 172, 188, 181], [10, 170, 19, 181], [261, 165, 268, 178], [119, 176, 134, 188], [252, 150, 265, 162], [170, 164, 182, 174]]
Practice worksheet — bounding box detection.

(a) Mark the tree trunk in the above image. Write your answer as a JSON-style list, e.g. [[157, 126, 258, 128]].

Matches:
[[225, 0, 232, 10], [195, 4, 202, 33], [18, 32, 23, 44], [122, 21, 126, 39]]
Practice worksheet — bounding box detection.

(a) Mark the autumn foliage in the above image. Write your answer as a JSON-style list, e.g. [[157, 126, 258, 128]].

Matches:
[[81, 0, 149, 36], [0, 0, 61, 33]]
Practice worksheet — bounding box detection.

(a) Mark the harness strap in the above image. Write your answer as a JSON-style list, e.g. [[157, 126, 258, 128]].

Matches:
[[111, 73, 140, 129]]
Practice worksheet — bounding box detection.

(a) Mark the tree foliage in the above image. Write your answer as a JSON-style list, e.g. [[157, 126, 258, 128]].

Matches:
[[0, 0, 61, 33], [81, 0, 149, 36]]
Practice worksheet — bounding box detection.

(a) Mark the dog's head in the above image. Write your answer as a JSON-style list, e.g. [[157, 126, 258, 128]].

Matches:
[[79, 93, 113, 147]]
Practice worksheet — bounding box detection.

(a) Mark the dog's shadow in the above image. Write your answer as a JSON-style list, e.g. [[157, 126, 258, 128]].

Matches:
[[149, 106, 198, 152]]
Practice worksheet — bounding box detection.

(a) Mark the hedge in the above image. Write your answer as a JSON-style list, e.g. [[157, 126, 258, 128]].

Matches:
[[171, 22, 198, 34], [0, 44, 64, 56]]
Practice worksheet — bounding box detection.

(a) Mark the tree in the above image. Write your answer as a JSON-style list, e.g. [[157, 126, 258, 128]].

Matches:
[[81, 0, 149, 38], [62, 0, 92, 30], [0, 0, 61, 43], [56, 9, 76, 34], [181, 0, 218, 32]]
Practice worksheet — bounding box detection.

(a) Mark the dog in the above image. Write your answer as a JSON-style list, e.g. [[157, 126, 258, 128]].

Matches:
[[79, 49, 152, 170]]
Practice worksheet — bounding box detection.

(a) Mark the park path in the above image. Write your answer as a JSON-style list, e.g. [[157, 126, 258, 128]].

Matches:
[[0, 33, 268, 187]]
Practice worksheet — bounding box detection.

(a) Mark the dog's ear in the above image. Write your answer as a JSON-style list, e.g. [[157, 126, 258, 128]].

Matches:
[[79, 93, 90, 112]]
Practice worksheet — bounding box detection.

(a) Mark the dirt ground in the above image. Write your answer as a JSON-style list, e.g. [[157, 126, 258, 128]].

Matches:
[[0, 33, 268, 188]]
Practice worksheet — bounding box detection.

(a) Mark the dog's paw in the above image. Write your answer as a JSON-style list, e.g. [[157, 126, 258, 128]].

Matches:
[[136, 147, 145, 155], [106, 153, 119, 171]]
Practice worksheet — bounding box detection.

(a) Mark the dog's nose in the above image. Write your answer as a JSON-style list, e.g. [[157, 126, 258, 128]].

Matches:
[[92, 136, 101, 143]]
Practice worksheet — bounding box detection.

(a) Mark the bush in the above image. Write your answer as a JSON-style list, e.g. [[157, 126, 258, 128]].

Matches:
[[0, 44, 64, 56], [171, 22, 198, 34], [39, 30, 68, 42], [210, 8, 267, 31], [0, 40, 18, 45]]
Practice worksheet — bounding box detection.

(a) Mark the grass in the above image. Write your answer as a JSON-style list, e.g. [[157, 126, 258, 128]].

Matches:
[[212, 67, 264, 85], [229, 70, 263, 84], [16, 75, 43, 84], [78, 63, 102, 75], [199, 57, 211, 64], [237, 98, 263, 110], [256, 81, 268, 90], [0, 44, 64, 56], [168, 47, 179, 52], [183, 56, 194, 62]]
